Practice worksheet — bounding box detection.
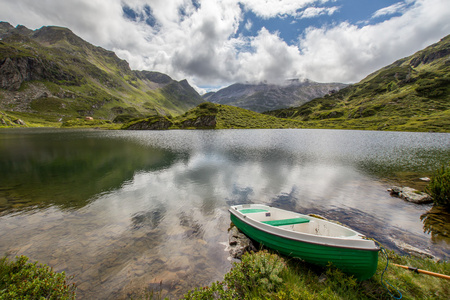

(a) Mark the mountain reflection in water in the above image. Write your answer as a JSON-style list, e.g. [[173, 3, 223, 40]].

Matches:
[[0, 128, 449, 299]]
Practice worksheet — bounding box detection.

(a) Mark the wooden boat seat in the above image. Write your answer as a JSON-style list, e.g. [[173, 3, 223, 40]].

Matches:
[[262, 218, 310, 226]]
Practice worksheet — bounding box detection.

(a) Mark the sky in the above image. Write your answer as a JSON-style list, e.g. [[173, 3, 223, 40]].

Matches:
[[1, 0, 449, 93]]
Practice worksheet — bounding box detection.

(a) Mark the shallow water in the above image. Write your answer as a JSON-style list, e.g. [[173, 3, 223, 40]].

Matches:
[[0, 128, 449, 298]]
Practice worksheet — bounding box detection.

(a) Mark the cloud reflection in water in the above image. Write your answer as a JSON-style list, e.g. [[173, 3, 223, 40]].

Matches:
[[1, 128, 449, 299]]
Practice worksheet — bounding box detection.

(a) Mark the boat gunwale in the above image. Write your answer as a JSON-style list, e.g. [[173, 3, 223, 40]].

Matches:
[[229, 206, 380, 252]]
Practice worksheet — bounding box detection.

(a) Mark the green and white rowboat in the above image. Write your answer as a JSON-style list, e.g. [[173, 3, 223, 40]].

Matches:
[[229, 204, 380, 280]]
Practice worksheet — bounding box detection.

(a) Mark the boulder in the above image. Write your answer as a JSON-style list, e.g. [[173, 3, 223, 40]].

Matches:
[[388, 186, 433, 204], [13, 118, 26, 126], [228, 226, 256, 259]]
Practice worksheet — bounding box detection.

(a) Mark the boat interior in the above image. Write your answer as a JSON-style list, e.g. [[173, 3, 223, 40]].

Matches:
[[238, 207, 360, 238]]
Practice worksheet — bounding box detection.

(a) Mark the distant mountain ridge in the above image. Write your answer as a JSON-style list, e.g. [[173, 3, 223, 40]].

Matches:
[[264, 34, 450, 132], [0, 22, 203, 125], [203, 79, 347, 113]]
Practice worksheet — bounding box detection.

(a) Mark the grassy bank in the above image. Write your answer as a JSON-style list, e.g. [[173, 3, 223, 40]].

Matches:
[[182, 248, 448, 300], [1, 241, 448, 300]]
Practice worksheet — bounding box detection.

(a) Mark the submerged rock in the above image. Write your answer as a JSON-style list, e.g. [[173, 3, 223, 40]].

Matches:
[[228, 225, 256, 259], [389, 238, 436, 260], [388, 186, 433, 204]]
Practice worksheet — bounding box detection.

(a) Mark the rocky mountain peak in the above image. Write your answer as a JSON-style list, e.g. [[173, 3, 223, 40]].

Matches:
[[0, 22, 14, 36], [31, 25, 87, 48], [204, 79, 347, 113]]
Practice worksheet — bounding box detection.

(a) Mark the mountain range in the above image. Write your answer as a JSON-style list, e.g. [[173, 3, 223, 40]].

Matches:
[[0, 22, 348, 126], [265, 35, 450, 132], [0, 21, 203, 125], [1, 21, 449, 132], [203, 79, 347, 113]]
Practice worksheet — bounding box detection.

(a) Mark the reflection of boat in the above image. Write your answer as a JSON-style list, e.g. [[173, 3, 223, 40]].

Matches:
[[229, 204, 380, 280]]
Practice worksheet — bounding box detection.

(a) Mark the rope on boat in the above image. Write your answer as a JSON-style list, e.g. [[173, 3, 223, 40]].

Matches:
[[381, 247, 402, 299]]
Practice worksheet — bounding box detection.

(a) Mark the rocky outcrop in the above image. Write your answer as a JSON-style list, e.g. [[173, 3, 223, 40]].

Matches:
[[388, 186, 433, 204], [136, 71, 173, 84], [13, 118, 26, 126], [0, 57, 24, 90], [124, 116, 173, 130], [0, 56, 77, 91], [0, 21, 14, 36], [228, 225, 256, 259], [410, 48, 450, 67], [181, 115, 216, 129]]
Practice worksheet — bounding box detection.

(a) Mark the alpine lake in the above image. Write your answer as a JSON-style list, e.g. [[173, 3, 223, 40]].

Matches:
[[0, 128, 449, 299]]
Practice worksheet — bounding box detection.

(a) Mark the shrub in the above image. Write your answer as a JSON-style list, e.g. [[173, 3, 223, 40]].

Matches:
[[197, 102, 219, 114], [426, 163, 450, 208], [0, 255, 76, 300], [224, 250, 287, 295], [184, 250, 286, 299], [183, 281, 235, 300]]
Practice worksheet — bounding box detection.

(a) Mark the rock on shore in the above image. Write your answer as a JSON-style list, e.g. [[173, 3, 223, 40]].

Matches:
[[388, 186, 433, 204], [228, 226, 256, 259]]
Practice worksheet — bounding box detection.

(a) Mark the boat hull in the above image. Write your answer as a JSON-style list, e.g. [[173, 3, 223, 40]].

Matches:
[[230, 211, 379, 280]]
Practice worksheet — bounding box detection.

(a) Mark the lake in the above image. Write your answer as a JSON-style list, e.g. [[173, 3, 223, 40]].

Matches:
[[0, 128, 449, 299]]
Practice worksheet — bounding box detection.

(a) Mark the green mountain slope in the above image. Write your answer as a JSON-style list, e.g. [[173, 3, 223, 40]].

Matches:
[[0, 22, 204, 127], [123, 102, 303, 130], [265, 35, 450, 132]]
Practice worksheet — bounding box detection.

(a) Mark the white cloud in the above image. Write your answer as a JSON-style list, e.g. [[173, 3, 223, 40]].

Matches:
[[0, 0, 449, 89], [244, 19, 253, 31], [239, 0, 327, 18], [297, 6, 340, 19], [297, 0, 450, 83], [237, 28, 303, 83], [372, 2, 406, 19]]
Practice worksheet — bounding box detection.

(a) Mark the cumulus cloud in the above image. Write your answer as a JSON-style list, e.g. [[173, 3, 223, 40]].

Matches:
[[297, 0, 450, 82], [237, 28, 303, 83], [0, 0, 449, 89]]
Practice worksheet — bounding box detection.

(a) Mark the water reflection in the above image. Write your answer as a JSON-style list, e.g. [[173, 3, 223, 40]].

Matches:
[[421, 207, 450, 244], [0, 128, 449, 299], [0, 129, 177, 213]]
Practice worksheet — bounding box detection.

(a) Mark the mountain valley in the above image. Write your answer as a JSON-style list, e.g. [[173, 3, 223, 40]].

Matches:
[[1, 21, 449, 132]]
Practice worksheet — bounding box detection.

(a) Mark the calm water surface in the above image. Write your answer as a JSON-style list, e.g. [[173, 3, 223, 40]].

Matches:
[[0, 128, 449, 299]]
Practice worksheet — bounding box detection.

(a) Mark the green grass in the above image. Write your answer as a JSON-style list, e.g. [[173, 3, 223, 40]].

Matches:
[[122, 103, 305, 130], [183, 248, 449, 300], [61, 118, 121, 129]]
